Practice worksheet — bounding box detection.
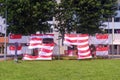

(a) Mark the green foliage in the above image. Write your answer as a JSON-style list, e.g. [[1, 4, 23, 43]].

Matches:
[[55, 0, 117, 34], [1, 0, 56, 35], [0, 0, 6, 17], [0, 0, 117, 35]]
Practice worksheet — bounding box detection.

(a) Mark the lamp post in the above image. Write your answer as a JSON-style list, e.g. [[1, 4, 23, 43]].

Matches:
[[52, 16, 61, 60], [4, 0, 7, 60], [111, 17, 115, 58]]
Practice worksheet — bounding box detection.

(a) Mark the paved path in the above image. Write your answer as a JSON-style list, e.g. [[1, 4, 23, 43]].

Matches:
[[109, 55, 120, 59]]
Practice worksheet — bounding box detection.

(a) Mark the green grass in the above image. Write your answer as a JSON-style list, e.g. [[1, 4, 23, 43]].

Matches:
[[0, 59, 120, 80]]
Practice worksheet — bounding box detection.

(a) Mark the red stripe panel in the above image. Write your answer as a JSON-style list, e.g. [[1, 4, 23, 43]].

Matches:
[[77, 39, 88, 43], [96, 46, 109, 51], [42, 43, 54, 46], [31, 34, 43, 36], [40, 48, 53, 53], [78, 34, 89, 37], [65, 39, 77, 43], [96, 34, 108, 39], [10, 34, 22, 39], [65, 34, 77, 37], [9, 45, 22, 50], [77, 44, 89, 48]]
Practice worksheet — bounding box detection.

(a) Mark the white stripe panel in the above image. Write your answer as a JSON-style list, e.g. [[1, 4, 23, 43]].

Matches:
[[77, 41, 89, 45], [96, 51, 108, 56], [77, 36, 89, 40], [42, 36, 54, 38], [64, 41, 78, 45], [39, 52, 52, 56], [77, 46, 89, 51], [28, 45, 42, 49], [64, 37, 78, 40], [41, 46, 54, 50], [7, 51, 22, 55], [30, 36, 42, 39], [78, 51, 91, 56]]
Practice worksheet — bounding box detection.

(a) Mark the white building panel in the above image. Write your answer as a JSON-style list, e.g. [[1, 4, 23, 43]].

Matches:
[[9, 36, 30, 43], [103, 22, 120, 29]]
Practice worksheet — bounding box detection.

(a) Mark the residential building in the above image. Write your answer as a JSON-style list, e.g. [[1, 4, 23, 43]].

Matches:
[[102, 1, 120, 56]]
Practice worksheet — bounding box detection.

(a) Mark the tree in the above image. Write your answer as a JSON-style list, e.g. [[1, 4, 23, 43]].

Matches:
[[1, 0, 56, 35], [55, 0, 117, 35], [0, 0, 5, 17]]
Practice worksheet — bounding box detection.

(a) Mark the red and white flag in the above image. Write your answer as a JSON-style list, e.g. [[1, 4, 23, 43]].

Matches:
[[28, 34, 43, 49], [23, 43, 54, 60], [89, 34, 109, 44], [8, 45, 22, 55], [96, 45, 109, 56], [77, 34, 92, 59], [28, 34, 54, 49], [22, 54, 40, 60], [64, 34, 78, 45], [64, 34, 92, 59], [38, 43, 54, 60], [9, 34, 22, 43]]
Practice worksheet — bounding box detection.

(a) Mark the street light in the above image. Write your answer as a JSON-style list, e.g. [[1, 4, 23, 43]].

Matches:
[[111, 17, 115, 58], [52, 16, 61, 60], [4, 0, 7, 60]]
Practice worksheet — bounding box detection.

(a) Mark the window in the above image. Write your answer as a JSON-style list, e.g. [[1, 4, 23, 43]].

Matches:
[[105, 29, 120, 33], [114, 17, 120, 22], [119, 6, 120, 10]]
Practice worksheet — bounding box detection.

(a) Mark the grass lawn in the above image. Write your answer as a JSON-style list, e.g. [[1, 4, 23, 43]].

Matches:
[[0, 59, 120, 80]]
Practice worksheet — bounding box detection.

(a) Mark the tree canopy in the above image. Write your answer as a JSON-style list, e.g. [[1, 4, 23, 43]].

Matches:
[[0, 0, 117, 35], [1, 0, 56, 35], [55, 0, 117, 35]]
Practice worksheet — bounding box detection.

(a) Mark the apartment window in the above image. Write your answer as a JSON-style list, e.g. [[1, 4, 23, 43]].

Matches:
[[119, 6, 120, 10], [105, 29, 112, 33], [114, 45, 117, 49], [105, 29, 120, 33], [114, 17, 120, 22], [115, 29, 120, 33]]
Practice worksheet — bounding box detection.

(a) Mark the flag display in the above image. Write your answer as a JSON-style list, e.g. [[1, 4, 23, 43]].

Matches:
[[10, 34, 22, 39], [28, 34, 43, 49], [9, 34, 22, 43], [23, 43, 54, 60], [64, 34, 78, 45], [28, 34, 54, 49], [8, 45, 22, 55], [77, 34, 92, 59], [38, 43, 54, 60], [89, 34, 109, 44], [23, 34, 54, 60], [64, 34, 92, 59], [8, 34, 22, 55], [96, 45, 109, 56]]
